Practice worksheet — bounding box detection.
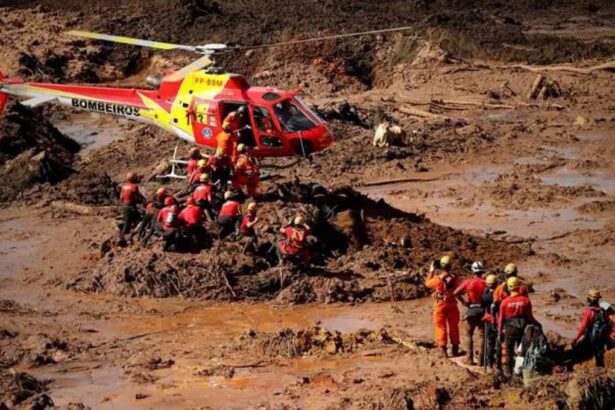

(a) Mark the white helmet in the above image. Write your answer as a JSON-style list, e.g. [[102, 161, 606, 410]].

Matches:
[[471, 261, 485, 274]]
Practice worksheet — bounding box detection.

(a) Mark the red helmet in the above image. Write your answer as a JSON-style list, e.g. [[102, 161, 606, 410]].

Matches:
[[164, 196, 176, 206], [126, 172, 137, 182], [186, 197, 196, 206]]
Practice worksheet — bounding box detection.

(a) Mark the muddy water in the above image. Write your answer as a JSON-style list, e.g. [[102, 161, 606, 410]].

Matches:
[[56, 112, 127, 152]]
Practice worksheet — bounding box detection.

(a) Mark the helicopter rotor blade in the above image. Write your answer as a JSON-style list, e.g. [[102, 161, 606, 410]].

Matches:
[[67, 30, 198, 52], [165, 55, 213, 81]]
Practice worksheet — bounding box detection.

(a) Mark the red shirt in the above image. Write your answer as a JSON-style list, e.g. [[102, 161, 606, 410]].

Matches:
[[219, 201, 241, 218], [156, 206, 180, 231], [498, 294, 536, 334], [240, 213, 256, 235], [187, 158, 199, 175], [189, 170, 206, 185], [280, 226, 310, 254], [179, 205, 202, 226], [575, 307, 600, 340], [193, 184, 212, 203], [120, 182, 142, 205], [455, 277, 486, 304], [235, 154, 258, 177]]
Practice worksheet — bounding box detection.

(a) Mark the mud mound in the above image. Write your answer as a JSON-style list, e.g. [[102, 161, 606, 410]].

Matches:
[[46, 170, 119, 205], [0, 102, 79, 202], [484, 172, 605, 210], [235, 326, 394, 357], [577, 199, 615, 214], [66, 182, 521, 302], [0, 370, 48, 408]]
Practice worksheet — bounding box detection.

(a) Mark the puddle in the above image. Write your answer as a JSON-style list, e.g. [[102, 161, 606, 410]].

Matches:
[[483, 109, 531, 124], [540, 167, 615, 195], [514, 156, 552, 166], [56, 112, 126, 152], [539, 145, 578, 160]]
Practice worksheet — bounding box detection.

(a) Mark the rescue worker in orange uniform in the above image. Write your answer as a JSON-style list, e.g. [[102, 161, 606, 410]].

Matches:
[[425, 255, 462, 358], [454, 261, 487, 365], [216, 115, 239, 163], [186, 147, 202, 176], [156, 196, 181, 251], [493, 263, 528, 304], [278, 215, 313, 266], [179, 197, 205, 246], [119, 172, 145, 241], [232, 144, 260, 198], [192, 173, 214, 221], [137, 187, 168, 243], [218, 191, 241, 240], [498, 277, 540, 376], [572, 289, 611, 368], [238, 202, 260, 254]]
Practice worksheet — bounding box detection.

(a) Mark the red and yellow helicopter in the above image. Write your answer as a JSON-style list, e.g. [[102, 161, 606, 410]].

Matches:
[[0, 31, 334, 158]]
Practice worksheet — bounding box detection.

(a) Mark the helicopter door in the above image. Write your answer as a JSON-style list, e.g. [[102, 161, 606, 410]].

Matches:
[[251, 106, 283, 149]]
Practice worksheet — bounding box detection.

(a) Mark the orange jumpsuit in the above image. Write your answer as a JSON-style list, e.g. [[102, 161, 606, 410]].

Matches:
[[426, 271, 462, 347], [232, 153, 260, 197], [216, 130, 239, 163]]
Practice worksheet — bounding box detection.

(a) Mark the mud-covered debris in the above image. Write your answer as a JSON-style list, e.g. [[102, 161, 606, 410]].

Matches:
[[0, 370, 49, 408], [45, 170, 119, 206], [315, 101, 368, 128], [196, 365, 235, 379], [124, 353, 174, 371], [236, 326, 394, 358], [366, 388, 414, 410]]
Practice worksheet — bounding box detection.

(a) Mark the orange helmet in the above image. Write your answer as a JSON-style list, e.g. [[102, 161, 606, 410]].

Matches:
[[126, 172, 137, 182]]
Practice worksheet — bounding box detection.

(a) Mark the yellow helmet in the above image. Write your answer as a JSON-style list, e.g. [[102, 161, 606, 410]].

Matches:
[[504, 263, 518, 276], [224, 191, 233, 200], [237, 143, 246, 153], [506, 276, 521, 291], [247, 202, 257, 211], [222, 121, 232, 132], [197, 159, 207, 168], [294, 215, 305, 226], [588, 289, 602, 300], [199, 173, 209, 182], [440, 255, 452, 267], [485, 274, 497, 287]]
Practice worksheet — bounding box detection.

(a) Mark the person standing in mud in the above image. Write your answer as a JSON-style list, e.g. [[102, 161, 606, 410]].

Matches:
[[186, 147, 202, 176], [187, 159, 208, 189], [481, 274, 499, 369], [232, 144, 260, 198], [137, 187, 168, 243], [217, 191, 242, 240], [238, 202, 260, 254], [192, 173, 214, 221], [573, 289, 611, 368], [498, 277, 540, 377], [179, 197, 206, 247], [118, 172, 145, 243], [454, 261, 487, 365], [425, 255, 462, 358], [156, 196, 181, 251], [208, 149, 232, 189], [278, 215, 313, 267]]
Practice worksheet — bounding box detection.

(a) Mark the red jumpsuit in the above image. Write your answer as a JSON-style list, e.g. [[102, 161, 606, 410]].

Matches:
[[239, 213, 257, 237], [187, 158, 199, 175], [179, 205, 202, 227], [232, 154, 260, 197], [279, 225, 311, 263], [192, 183, 213, 205], [157, 206, 180, 232], [426, 271, 462, 348], [498, 294, 537, 374]]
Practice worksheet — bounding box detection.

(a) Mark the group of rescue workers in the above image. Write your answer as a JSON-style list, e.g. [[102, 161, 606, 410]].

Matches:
[[118, 110, 316, 263], [426, 256, 614, 375]]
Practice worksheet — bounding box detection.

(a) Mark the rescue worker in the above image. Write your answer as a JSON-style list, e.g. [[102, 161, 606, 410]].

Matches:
[[119, 172, 145, 241], [192, 173, 214, 221], [493, 263, 529, 304], [216, 116, 239, 162], [454, 261, 487, 365], [600, 302, 615, 348], [573, 289, 611, 367], [156, 196, 181, 251], [498, 277, 540, 376], [238, 202, 260, 254], [188, 159, 208, 187], [179, 197, 205, 246], [137, 187, 168, 243], [278, 215, 312, 266], [232, 144, 260, 198], [208, 149, 231, 188], [218, 191, 241, 240], [425, 255, 462, 358], [481, 274, 499, 369], [186, 147, 202, 176]]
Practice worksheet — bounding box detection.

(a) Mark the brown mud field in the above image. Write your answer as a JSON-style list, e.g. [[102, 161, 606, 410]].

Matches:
[[1, 0, 615, 409]]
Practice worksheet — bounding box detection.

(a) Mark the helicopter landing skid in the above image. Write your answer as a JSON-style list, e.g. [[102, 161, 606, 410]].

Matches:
[[157, 145, 188, 180]]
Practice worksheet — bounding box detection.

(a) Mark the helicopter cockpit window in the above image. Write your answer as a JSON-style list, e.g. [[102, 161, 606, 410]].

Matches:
[[273, 99, 317, 132], [252, 106, 276, 133]]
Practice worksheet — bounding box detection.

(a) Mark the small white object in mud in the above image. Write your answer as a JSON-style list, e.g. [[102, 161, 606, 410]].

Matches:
[[373, 121, 406, 147]]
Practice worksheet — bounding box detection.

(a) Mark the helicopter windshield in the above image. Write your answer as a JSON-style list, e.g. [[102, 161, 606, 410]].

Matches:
[[273, 99, 317, 132]]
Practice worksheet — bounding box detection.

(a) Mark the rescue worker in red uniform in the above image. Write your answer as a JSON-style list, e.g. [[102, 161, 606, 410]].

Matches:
[[119, 172, 145, 241], [425, 255, 462, 358], [232, 144, 260, 198], [186, 147, 202, 176], [217, 191, 241, 240], [454, 261, 487, 365], [498, 276, 540, 376], [137, 187, 168, 243], [188, 159, 208, 187], [238, 202, 260, 254], [573, 289, 610, 368], [156, 196, 181, 251], [493, 263, 529, 304], [208, 149, 231, 188], [278, 216, 312, 266], [179, 197, 205, 246], [192, 173, 214, 221]]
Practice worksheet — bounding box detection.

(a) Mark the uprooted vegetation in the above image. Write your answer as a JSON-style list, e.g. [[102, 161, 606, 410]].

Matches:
[[66, 181, 523, 303]]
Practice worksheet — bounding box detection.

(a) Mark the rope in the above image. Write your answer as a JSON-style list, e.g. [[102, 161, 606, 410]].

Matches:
[[236, 25, 417, 50]]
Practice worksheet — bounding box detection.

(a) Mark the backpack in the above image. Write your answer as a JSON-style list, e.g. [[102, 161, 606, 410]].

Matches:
[[441, 272, 457, 290], [589, 307, 610, 343]]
